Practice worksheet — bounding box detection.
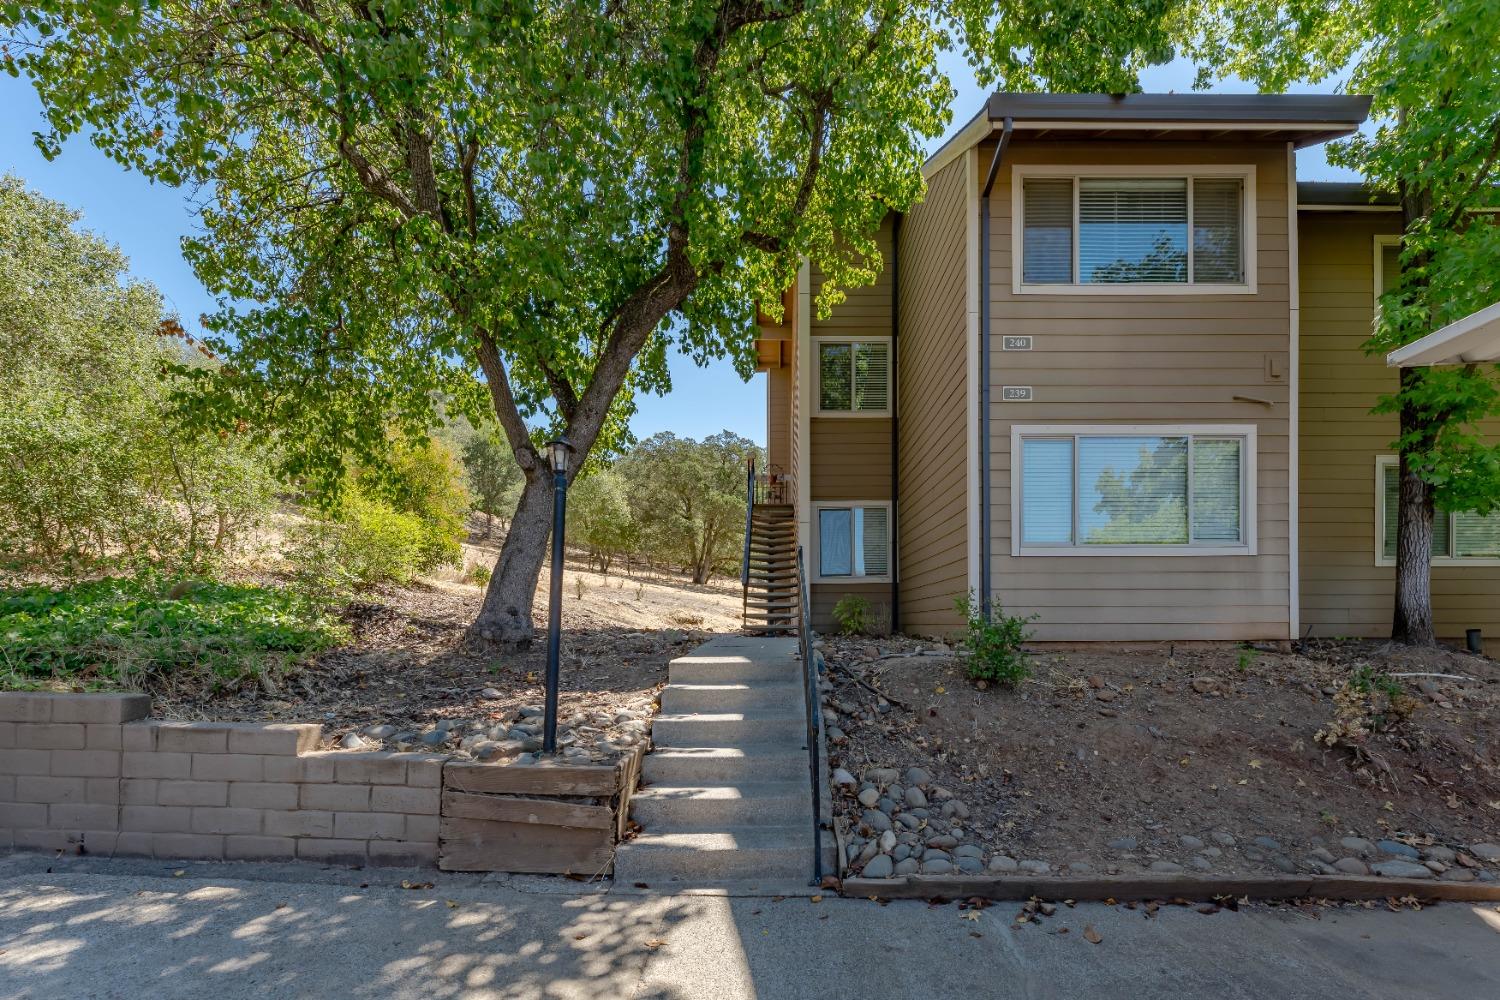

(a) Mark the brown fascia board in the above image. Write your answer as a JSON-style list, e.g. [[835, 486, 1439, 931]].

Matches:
[[984, 92, 1372, 147], [1296, 181, 1398, 210]]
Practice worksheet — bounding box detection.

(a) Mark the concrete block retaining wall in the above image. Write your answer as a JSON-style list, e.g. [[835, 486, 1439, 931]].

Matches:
[[0, 692, 445, 866]]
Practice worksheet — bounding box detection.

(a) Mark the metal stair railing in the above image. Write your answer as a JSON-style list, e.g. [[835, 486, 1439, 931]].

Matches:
[[795, 545, 823, 886]]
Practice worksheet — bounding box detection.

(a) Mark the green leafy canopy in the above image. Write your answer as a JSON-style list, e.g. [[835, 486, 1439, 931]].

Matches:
[[1, 0, 1189, 496]]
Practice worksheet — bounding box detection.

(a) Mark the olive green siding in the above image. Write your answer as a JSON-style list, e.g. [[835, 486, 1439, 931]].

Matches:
[[1298, 211, 1500, 647]]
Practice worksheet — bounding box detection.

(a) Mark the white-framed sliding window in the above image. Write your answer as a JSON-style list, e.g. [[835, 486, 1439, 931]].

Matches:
[[1012, 164, 1258, 294], [1011, 424, 1258, 556], [813, 501, 892, 582], [813, 337, 891, 417], [1374, 456, 1500, 567]]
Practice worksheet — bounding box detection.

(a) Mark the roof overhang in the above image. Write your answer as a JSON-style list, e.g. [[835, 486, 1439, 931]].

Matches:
[[1387, 301, 1500, 367], [925, 92, 1371, 180]]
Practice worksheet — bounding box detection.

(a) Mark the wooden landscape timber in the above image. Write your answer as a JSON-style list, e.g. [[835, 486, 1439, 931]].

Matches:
[[438, 747, 646, 875], [841, 872, 1500, 904]]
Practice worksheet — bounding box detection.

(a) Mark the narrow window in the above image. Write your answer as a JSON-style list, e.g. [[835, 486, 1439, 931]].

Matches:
[[1192, 179, 1244, 284], [817, 340, 890, 414], [1021, 437, 1075, 545]]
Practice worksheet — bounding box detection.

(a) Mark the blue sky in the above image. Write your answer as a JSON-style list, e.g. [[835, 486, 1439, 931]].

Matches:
[[1, 50, 1356, 447]]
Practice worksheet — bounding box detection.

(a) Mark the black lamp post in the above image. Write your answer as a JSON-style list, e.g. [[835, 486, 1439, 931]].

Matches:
[[541, 436, 573, 755]]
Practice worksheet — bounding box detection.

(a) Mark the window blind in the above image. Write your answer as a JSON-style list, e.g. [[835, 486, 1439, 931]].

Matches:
[[860, 506, 890, 576], [1191, 438, 1242, 542], [1454, 510, 1500, 558], [1381, 464, 1450, 559], [1078, 178, 1188, 284], [1192, 179, 1244, 284], [1021, 437, 1074, 544], [1022, 179, 1074, 283], [852, 343, 889, 412]]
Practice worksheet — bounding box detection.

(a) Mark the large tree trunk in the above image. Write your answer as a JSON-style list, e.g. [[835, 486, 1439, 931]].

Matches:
[[471, 471, 554, 648], [1392, 369, 1438, 645], [1391, 173, 1438, 646]]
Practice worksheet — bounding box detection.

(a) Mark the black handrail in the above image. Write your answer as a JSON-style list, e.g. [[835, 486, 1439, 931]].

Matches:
[[741, 457, 755, 592], [795, 545, 823, 886]]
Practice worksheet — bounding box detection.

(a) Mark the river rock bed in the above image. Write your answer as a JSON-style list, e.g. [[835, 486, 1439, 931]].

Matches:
[[819, 633, 1500, 882]]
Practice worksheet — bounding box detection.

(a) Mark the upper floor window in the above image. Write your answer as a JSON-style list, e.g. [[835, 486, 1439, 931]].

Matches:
[[1016, 167, 1255, 293], [816, 338, 890, 416], [1376, 456, 1500, 566]]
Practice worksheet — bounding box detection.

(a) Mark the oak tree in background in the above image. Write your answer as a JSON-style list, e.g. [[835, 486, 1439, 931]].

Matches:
[[1188, 0, 1500, 645], [3, 0, 1188, 645], [623, 432, 758, 585]]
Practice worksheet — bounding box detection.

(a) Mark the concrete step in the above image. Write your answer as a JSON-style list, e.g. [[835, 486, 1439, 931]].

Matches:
[[630, 781, 811, 830], [612, 827, 812, 883], [668, 657, 801, 684], [652, 711, 806, 747], [659, 681, 804, 715], [643, 746, 812, 784]]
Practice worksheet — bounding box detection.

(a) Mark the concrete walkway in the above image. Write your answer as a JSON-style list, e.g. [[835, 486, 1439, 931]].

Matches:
[[3, 853, 1499, 999]]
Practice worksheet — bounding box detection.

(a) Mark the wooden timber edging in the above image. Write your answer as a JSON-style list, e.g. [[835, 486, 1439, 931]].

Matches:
[[841, 872, 1500, 904], [437, 746, 646, 875]]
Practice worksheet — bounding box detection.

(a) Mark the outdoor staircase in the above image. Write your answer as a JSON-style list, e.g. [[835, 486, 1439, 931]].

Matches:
[[614, 635, 830, 891], [743, 504, 799, 635]]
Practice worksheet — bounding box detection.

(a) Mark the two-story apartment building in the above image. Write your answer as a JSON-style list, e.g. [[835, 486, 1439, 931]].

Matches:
[[750, 93, 1500, 646]]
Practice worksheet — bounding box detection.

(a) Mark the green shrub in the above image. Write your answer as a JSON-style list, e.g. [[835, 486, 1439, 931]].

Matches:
[[358, 437, 470, 571], [954, 593, 1036, 688], [832, 594, 874, 636], [467, 562, 492, 586], [0, 575, 344, 690]]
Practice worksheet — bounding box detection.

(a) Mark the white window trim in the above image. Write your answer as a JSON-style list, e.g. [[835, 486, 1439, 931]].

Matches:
[[1010, 423, 1259, 557], [812, 500, 893, 583], [811, 335, 892, 418], [1011, 164, 1259, 295], [1373, 234, 1401, 315], [1373, 455, 1500, 567]]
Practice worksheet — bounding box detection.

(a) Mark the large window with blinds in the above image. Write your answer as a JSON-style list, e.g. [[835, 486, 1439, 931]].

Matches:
[[1012, 425, 1257, 555], [1376, 457, 1500, 565], [815, 503, 891, 580], [1015, 168, 1254, 291], [816, 338, 890, 415]]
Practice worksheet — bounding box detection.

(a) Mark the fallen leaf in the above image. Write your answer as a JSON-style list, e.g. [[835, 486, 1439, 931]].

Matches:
[[173, 870, 185, 878], [810, 895, 822, 903], [1248, 759, 1263, 769], [963, 911, 981, 922], [1083, 924, 1102, 944], [644, 939, 667, 950], [400, 880, 434, 890], [445, 900, 460, 909]]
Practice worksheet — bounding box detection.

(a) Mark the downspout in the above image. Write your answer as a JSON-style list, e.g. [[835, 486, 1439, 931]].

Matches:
[[978, 117, 1013, 616], [890, 211, 902, 633]]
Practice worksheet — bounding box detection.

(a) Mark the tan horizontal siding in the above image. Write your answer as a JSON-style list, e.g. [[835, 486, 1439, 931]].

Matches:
[[894, 155, 971, 637], [1298, 211, 1500, 644], [805, 220, 896, 624], [985, 139, 1293, 642], [810, 582, 892, 634]]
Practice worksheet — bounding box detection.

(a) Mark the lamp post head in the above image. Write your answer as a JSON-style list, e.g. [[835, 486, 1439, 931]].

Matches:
[[547, 436, 574, 476]]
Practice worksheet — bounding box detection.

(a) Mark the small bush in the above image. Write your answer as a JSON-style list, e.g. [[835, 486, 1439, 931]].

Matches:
[[467, 562, 492, 586], [0, 575, 344, 690], [832, 595, 874, 636], [954, 593, 1036, 688], [1316, 664, 1417, 755]]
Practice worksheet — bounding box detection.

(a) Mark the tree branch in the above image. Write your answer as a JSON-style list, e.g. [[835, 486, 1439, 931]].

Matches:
[[474, 333, 542, 475]]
